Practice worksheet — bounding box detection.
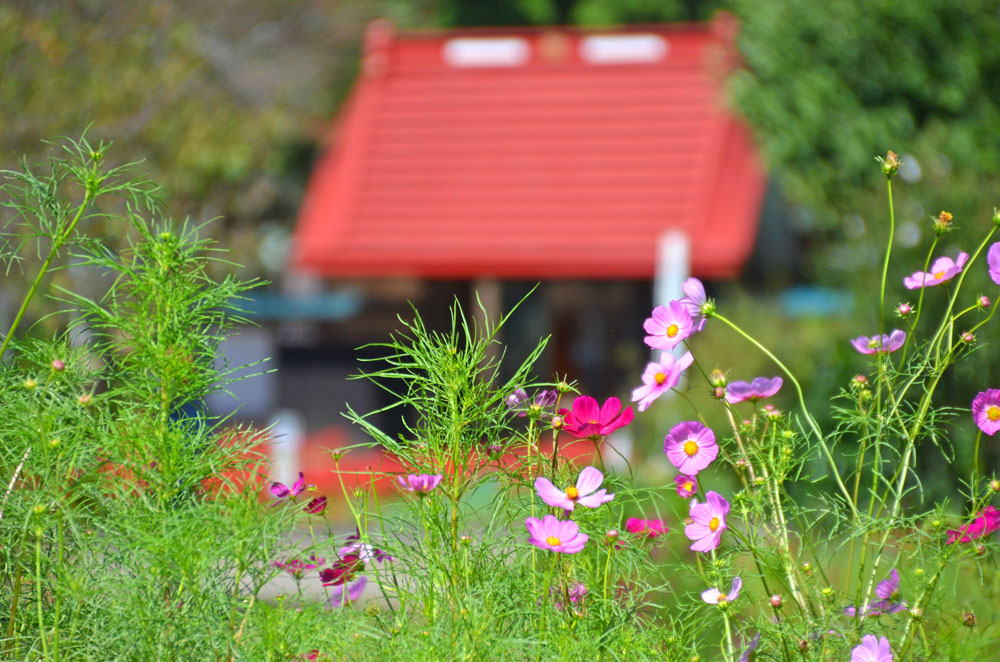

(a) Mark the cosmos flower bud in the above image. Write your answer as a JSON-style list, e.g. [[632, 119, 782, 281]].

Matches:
[[709, 369, 727, 388], [993, 208, 1000, 227], [896, 302, 913, 317], [933, 210, 954, 235], [878, 150, 900, 178], [990, 479, 1000, 493], [976, 543, 987, 556], [77, 393, 92, 406], [801, 561, 812, 576], [713, 386, 726, 400], [910, 606, 923, 619], [51, 359, 66, 371], [961, 331, 975, 344], [24, 378, 37, 390], [962, 611, 977, 627], [769, 594, 782, 608], [556, 381, 572, 394], [914, 567, 924, 577], [551, 415, 564, 430], [979, 296, 991, 309], [48, 438, 59, 448], [798, 639, 810, 653]]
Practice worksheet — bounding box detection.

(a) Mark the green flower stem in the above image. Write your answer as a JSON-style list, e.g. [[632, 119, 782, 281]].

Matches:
[[973, 430, 983, 493], [712, 312, 859, 518], [878, 177, 896, 339], [35, 533, 48, 659], [0, 184, 95, 361]]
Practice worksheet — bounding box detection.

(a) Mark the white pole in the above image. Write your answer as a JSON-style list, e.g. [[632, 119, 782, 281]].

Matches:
[[653, 230, 690, 359]]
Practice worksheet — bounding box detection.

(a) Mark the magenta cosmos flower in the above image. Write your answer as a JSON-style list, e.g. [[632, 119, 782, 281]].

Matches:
[[559, 396, 633, 439], [702, 577, 742, 605], [844, 568, 906, 616], [643, 300, 694, 351], [851, 634, 893, 662], [903, 252, 969, 289], [679, 278, 709, 332], [685, 491, 730, 552], [972, 389, 1000, 435], [725, 376, 783, 404], [270, 472, 306, 505], [526, 514, 589, 553], [989, 242, 1000, 285], [535, 466, 614, 511], [304, 496, 327, 515], [663, 421, 718, 475], [397, 473, 443, 496], [674, 473, 698, 498], [631, 351, 693, 412], [851, 330, 906, 355], [739, 633, 761, 662], [946, 505, 1000, 544], [624, 517, 668, 538], [273, 554, 325, 579]]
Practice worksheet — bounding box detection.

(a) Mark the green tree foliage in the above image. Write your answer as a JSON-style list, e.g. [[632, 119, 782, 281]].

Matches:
[[728, 0, 1000, 242]]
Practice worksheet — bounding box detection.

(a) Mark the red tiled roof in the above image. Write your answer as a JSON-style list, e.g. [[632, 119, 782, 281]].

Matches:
[[293, 18, 766, 279]]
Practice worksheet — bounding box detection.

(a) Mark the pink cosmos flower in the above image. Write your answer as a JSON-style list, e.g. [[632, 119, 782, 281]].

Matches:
[[624, 517, 668, 538], [339, 527, 393, 563], [643, 301, 694, 351], [685, 491, 729, 552], [304, 496, 327, 515], [739, 632, 761, 662], [320, 554, 363, 587], [526, 514, 589, 553], [845, 568, 907, 616], [851, 330, 906, 355], [663, 421, 718, 475], [989, 242, 1000, 285], [559, 396, 634, 439], [725, 377, 783, 404], [534, 466, 614, 511], [946, 505, 1000, 544], [547, 582, 588, 611], [397, 473, 443, 496], [702, 576, 742, 604], [328, 576, 367, 608], [679, 278, 708, 332], [631, 351, 694, 412], [273, 554, 325, 579], [674, 473, 698, 498], [851, 634, 893, 662], [269, 472, 306, 505], [972, 389, 1000, 436], [903, 252, 969, 289]]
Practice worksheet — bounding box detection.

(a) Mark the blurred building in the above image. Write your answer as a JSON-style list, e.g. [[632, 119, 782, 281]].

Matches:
[[231, 17, 768, 490]]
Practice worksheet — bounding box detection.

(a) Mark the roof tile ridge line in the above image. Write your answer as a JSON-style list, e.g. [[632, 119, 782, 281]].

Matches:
[[384, 21, 715, 40]]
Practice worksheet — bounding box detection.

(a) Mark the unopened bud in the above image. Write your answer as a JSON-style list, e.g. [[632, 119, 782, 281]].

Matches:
[[51, 359, 65, 371], [961, 331, 975, 344], [551, 415, 564, 430], [709, 369, 727, 388], [963, 611, 977, 627], [24, 378, 37, 390], [821, 586, 833, 598], [556, 381, 571, 394], [914, 567, 924, 577], [764, 404, 782, 420], [979, 296, 991, 309], [48, 438, 60, 448], [797, 639, 810, 653], [753, 476, 766, 486], [700, 299, 716, 318], [910, 606, 923, 619], [605, 529, 619, 542], [879, 150, 900, 178], [460, 534, 471, 545], [852, 374, 868, 388], [896, 302, 913, 317], [933, 210, 954, 235], [713, 386, 726, 400], [990, 479, 1000, 493], [801, 561, 812, 575], [993, 208, 1000, 227], [33, 504, 46, 515], [77, 393, 92, 406], [976, 543, 986, 556], [769, 594, 782, 608], [735, 458, 748, 470]]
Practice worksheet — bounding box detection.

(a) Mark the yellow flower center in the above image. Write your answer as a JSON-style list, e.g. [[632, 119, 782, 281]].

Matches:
[[933, 270, 945, 280], [666, 324, 679, 338], [546, 536, 561, 547], [588, 419, 599, 425], [683, 440, 699, 456], [708, 517, 721, 532], [683, 481, 693, 492], [654, 372, 667, 385], [565, 486, 579, 500], [988, 405, 1000, 422], [717, 593, 727, 604]]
